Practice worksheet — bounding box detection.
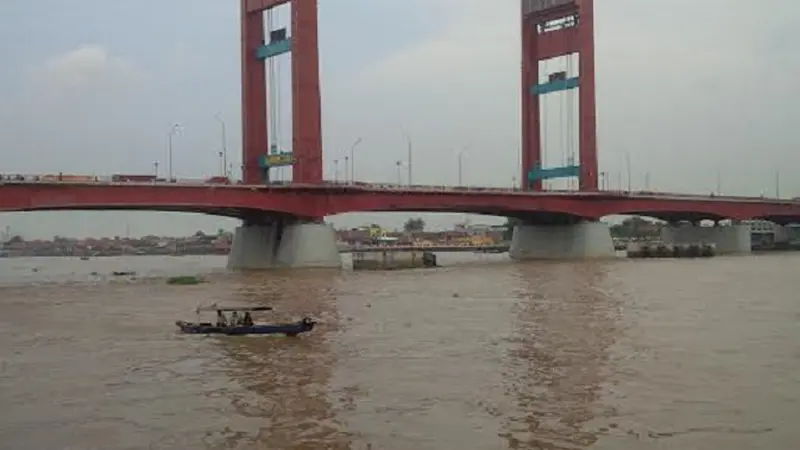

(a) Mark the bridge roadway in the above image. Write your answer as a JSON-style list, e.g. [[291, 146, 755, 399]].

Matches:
[[2, 178, 800, 223], [0, 175, 794, 203], [2, 177, 796, 267]]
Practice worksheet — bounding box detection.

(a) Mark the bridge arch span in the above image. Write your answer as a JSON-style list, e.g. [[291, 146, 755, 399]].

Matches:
[[751, 215, 800, 226], [603, 210, 731, 224], [321, 191, 602, 222], [595, 197, 764, 223], [0, 184, 324, 220]]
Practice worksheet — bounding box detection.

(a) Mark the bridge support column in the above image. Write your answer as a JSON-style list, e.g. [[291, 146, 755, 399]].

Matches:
[[509, 221, 615, 260], [660, 223, 751, 255], [227, 220, 341, 270]]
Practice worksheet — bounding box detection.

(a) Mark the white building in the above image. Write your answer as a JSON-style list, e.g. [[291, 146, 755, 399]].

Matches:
[[742, 220, 790, 244]]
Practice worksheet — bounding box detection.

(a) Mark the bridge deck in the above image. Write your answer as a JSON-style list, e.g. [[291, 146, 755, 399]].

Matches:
[[0, 178, 794, 205]]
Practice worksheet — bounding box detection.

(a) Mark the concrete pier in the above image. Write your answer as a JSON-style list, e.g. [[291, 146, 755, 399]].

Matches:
[[660, 223, 751, 255], [509, 221, 616, 260], [227, 221, 342, 270]]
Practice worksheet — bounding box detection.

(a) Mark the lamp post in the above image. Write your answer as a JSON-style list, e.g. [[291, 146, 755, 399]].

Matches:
[[395, 160, 403, 184], [333, 159, 339, 182], [457, 148, 467, 186], [403, 131, 413, 186], [349, 137, 362, 183], [625, 150, 631, 192], [167, 123, 181, 181], [214, 113, 228, 178], [153, 161, 159, 178], [344, 156, 350, 183]]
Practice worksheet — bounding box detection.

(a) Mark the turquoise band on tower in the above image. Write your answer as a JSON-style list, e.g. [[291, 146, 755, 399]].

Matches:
[[531, 76, 579, 95], [255, 38, 292, 60], [528, 164, 580, 182]]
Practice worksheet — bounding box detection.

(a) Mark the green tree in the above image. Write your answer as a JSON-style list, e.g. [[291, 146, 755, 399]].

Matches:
[[403, 217, 426, 233], [610, 216, 660, 238]]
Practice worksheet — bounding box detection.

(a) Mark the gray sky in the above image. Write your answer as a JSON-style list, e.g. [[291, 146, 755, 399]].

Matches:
[[1, 0, 798, 238]]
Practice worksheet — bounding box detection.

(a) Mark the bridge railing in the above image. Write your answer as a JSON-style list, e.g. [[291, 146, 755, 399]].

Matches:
[[1, 173, 797, 203], [320, 181, 799, 202], [0, 174, 233, 185]]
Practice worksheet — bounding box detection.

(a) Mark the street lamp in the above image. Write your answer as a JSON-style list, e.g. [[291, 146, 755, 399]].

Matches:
[[395, 160, 403, 184], [218, 152, 225, 177], [214, 113, 228, 178], [167, 123, 181, 181], [344, 156, 350, 183], [153, 161, 159, 178], [333, 159, 339, 182], [624, 150, 631, 192], [403, 131, 413, 186], [457, 147, 467, 186], [349, 137, 362, 183]]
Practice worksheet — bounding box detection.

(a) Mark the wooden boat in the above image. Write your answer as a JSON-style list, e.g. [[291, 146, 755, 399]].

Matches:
[[175, 305, 316, 337], [175, 317, 316, 336]]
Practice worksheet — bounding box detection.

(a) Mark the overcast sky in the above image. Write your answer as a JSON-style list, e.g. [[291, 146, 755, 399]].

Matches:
[[1, 0, 798, 238]]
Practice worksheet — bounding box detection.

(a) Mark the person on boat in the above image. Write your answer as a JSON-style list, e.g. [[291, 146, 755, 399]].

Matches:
[[242, 312, 254, 326], [216, 310, 228, 327], [230, 311, 240, 326]]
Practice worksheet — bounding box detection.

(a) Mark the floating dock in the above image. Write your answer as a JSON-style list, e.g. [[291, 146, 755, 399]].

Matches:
[[352, 250, 437, 271], [627, 242, 716, 258]]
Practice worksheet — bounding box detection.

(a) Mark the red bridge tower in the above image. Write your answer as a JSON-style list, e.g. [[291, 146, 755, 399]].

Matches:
[[520, 0, 598, 191], [240, 0, 323, 185]]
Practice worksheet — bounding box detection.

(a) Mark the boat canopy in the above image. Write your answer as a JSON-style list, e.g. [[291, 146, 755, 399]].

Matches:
[[196, 305, 273, 313]]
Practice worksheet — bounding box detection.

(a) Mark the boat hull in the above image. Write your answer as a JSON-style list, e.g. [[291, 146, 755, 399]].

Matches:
[[175, 320, 315, 336]]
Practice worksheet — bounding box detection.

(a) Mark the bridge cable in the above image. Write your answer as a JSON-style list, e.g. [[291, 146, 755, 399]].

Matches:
[[566, 42, 576, 190], [265, 9, 283, 180], [558, 55, 567, 190], [565, 20, 577, 191], [274, 8, 284, 181], [540, 57, 548, 190]]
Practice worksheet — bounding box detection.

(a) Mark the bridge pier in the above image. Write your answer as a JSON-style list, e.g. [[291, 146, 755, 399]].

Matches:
[[227, 219, 341, 270], [660, 223, 751, 255], [509, 221, 615, 260]]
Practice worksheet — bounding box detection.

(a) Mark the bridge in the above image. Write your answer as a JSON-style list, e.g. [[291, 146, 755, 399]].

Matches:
[[1, 0, 793, 269]]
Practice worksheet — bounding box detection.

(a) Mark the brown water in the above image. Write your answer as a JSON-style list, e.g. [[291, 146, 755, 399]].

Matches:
[[1, 253, 799, 449]]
